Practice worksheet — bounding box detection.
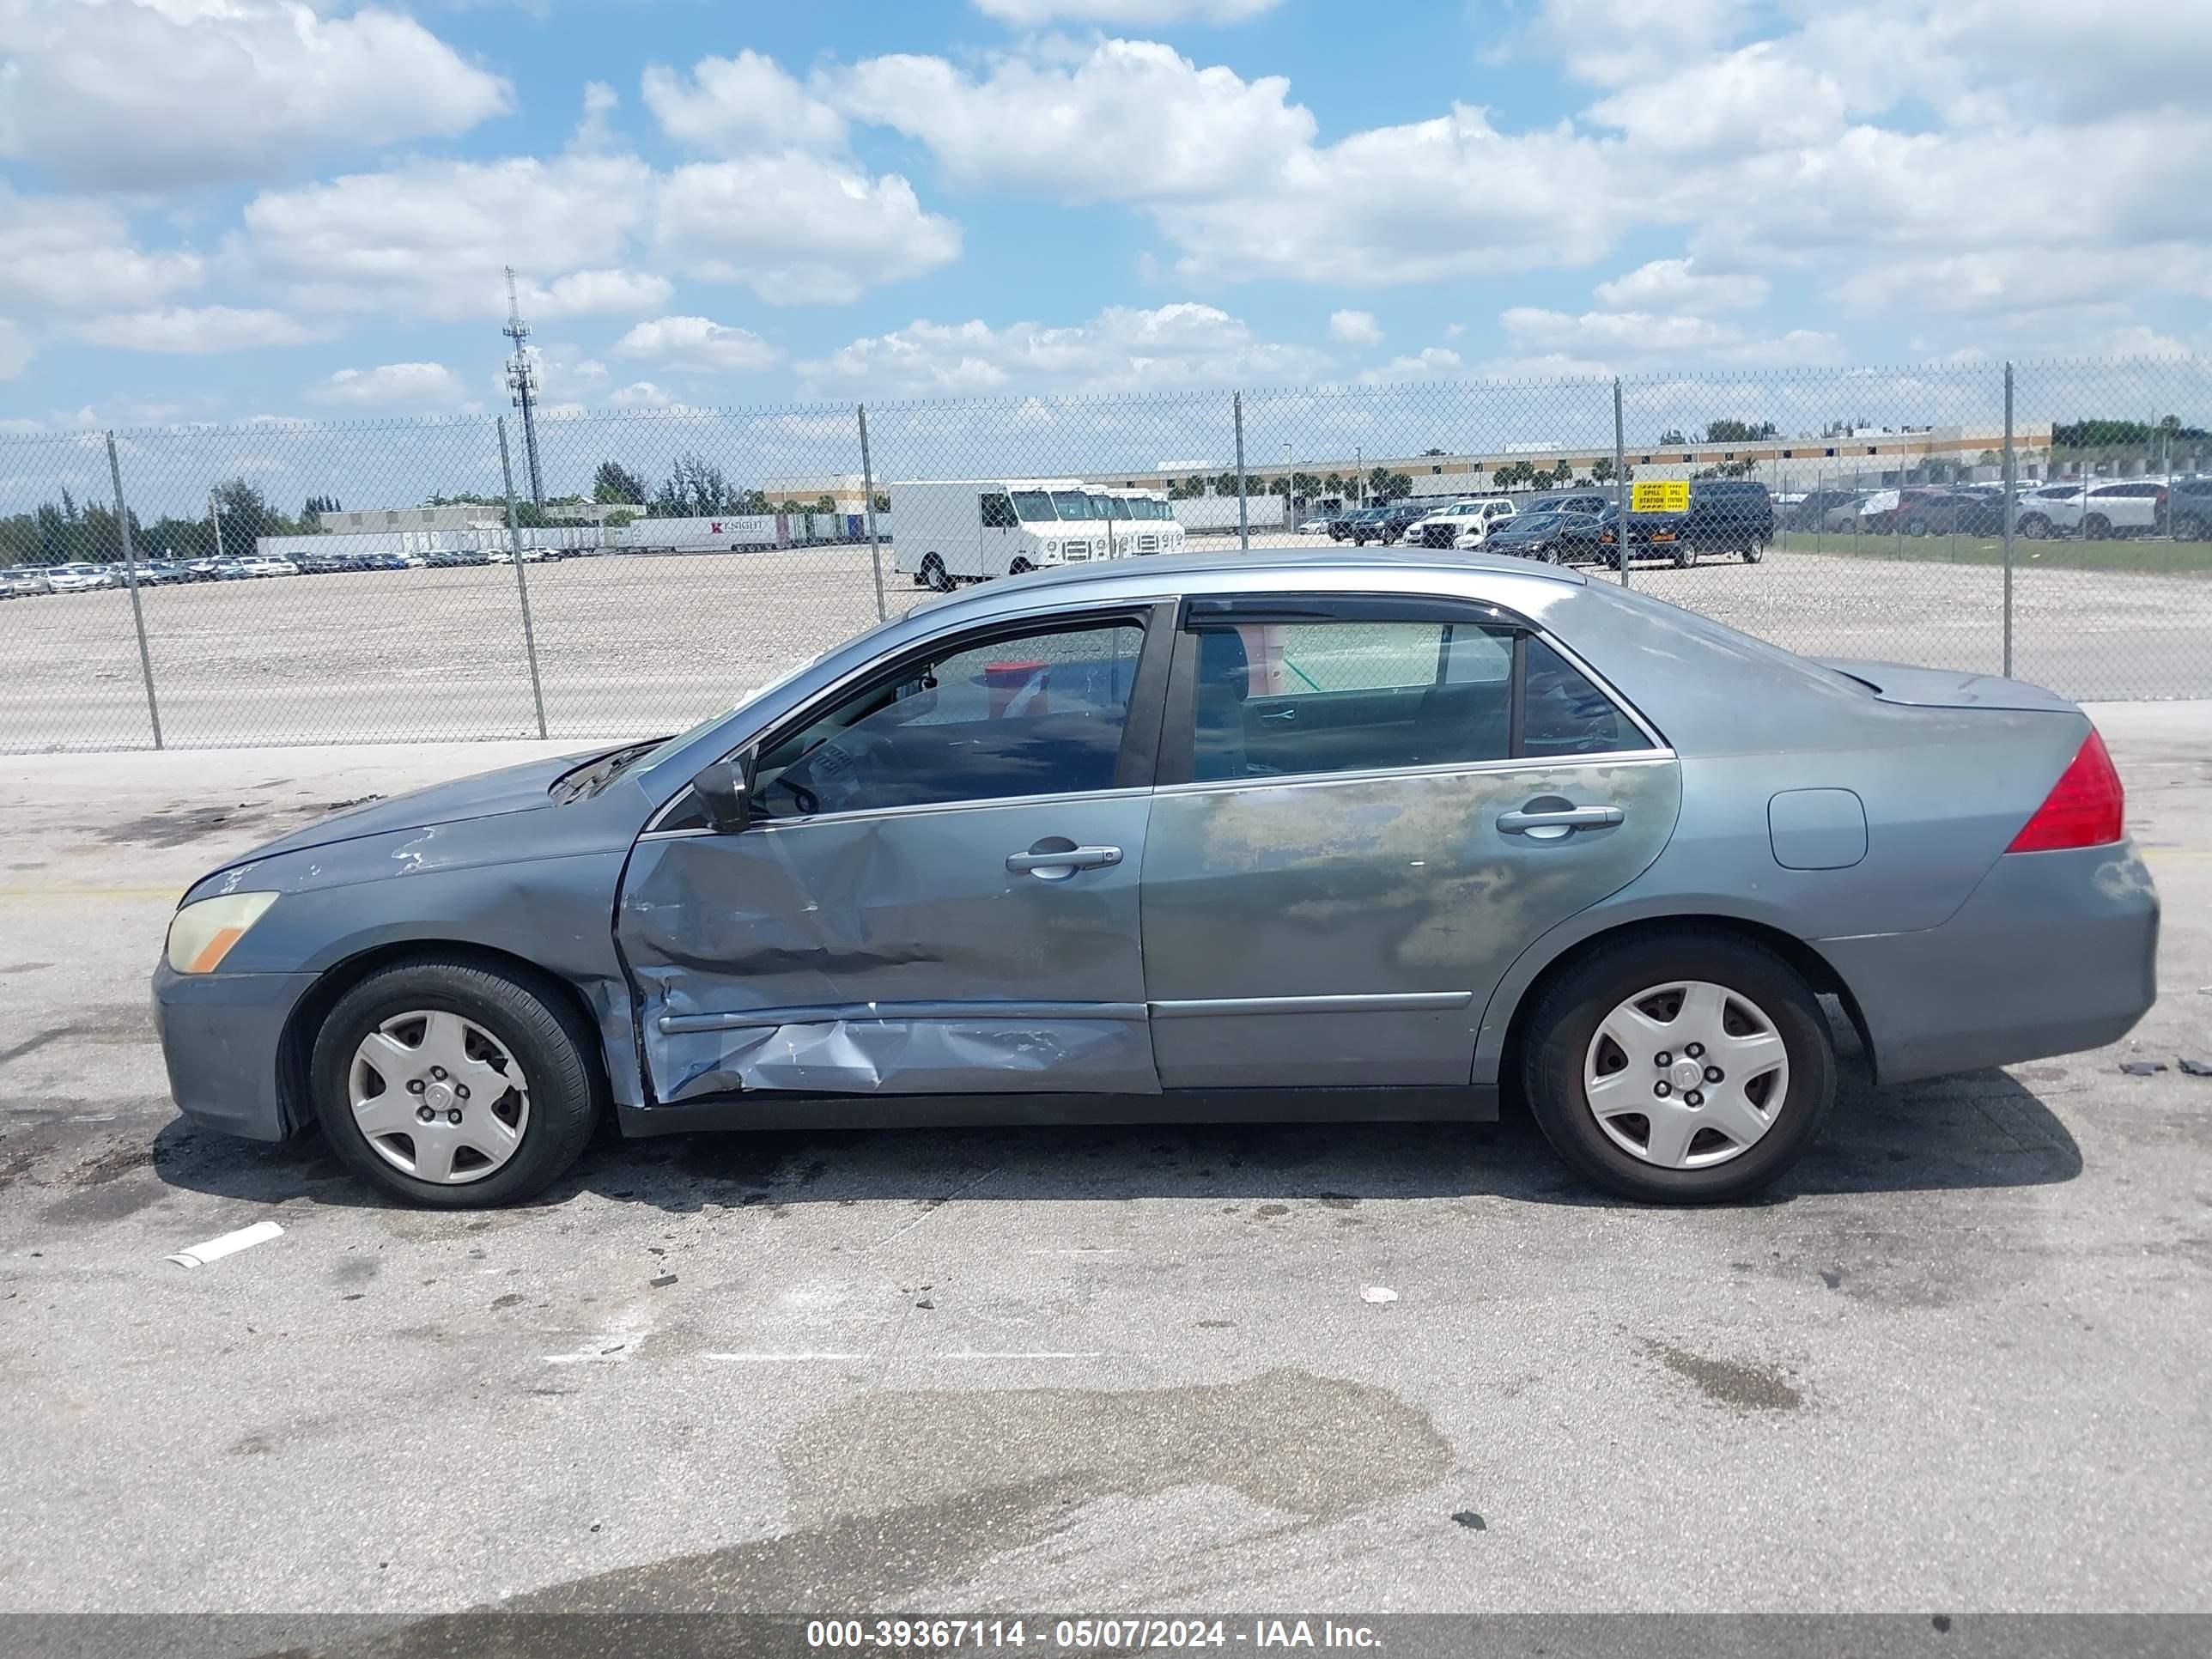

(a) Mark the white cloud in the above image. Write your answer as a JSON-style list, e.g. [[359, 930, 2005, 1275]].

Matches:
[[1358, 347, 1463, 385], [799, 301, 1328, 398], [526, 270, 674, 319], [0, 185, 202, 316], [0, 319, 31, 380], [644, 50, 847, 155], [614, 316, 781, 374], [609, 381, 676, 409], [306, 362, 474, 410], [1539, 0, 1759, 88], [0, 0, 512, 189], [970, 0, 1281, 21], [574, 82, 620, 152], [654, 155, 960, 305], [74, 306, 323, 355], [1492, 307, 1846, 375], [1328, 309, 1383, 346], [235, 153, 654, 321], [835, 39, 1314, 202], [1594, 259, 1767, 315]]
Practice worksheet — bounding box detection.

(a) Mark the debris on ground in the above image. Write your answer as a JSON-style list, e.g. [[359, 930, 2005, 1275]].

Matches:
[[165, 1219, 283, 1268], [2179, 1059, 2212, 1079], [2119, 1061, 2168, 1076], [1361, 1285, 1400, 1304], [649, 1273, 678, 1288], [1451, 1510, 1486, 1530]]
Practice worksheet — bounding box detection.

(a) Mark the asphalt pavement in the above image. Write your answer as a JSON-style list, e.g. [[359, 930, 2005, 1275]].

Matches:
[[1, 708, 2208, 1625]]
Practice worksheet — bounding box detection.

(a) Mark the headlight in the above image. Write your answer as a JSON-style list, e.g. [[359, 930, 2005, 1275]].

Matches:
[[166, 892, 278, 974]]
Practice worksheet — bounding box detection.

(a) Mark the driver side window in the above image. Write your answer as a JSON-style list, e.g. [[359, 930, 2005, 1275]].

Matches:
[[749, 618, 1146, 822]]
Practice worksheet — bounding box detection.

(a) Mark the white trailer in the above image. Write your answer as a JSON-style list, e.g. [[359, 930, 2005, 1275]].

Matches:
[[1172, 493, 1287, 534], [890, 479, 1174, 592]]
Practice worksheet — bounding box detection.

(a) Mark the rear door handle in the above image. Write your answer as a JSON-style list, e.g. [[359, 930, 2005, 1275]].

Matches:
[[1006, 843, 1122, 877], [1497, 805, 1624, 840], [1258, 707, 1297, 722]]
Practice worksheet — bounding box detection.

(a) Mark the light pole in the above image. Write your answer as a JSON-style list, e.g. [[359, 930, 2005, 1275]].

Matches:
[[1283, 442, 1293, 529], [209, 489, 225, 562]]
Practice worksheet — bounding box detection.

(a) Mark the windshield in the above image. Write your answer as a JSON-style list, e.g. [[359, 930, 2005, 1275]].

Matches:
[[1096, 495, 1133, 520], [1051, 490, 1095, 519], [1011, 490, 1056, 521]]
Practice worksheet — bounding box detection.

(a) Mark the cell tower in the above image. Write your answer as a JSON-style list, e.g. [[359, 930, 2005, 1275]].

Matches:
[[502, 266, 546, 509]]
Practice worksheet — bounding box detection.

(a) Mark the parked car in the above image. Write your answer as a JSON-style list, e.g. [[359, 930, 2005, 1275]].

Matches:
[[1680, 480, 1774, 558], [1485, 509, 1608, 565], [0, 566, 55, 597], [2166, 477, 2212, 541], [134, 560, 187, 585], [1325, 507, 1374, 541], [1297, 517, 1334, 536], [44, 562, 115, 592], [2014, 479, 2168, 541], [1348, 507, 1406, 545], [237, 556, 300, 577], [1790, 489, 1869, 532], [151, 549, 2158, 1210], [1410, 496, 1516, 550], [179, 557, 226, 581], [1525, 491, 1615, 519]]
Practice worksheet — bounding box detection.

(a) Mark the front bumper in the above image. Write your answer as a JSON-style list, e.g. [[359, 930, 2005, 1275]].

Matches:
[[151, 961, 320, 1142], [1817, 842, 2158, 1085]]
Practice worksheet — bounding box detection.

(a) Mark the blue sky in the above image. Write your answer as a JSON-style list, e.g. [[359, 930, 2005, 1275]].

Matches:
[[3, 0, 2209, 434]]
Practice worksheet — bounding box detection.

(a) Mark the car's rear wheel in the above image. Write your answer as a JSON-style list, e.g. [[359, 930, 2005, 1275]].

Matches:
[[1673, 540, 1694, 568], [310, 956, 600, 1208], [1009, 557, 1035, 576], [1520, 930, 1836, 1204], [2178, 513, 2209, 542], [2083, 513, 2112, 540], [1742, 540, 1765, 563], [920, 554, 954, 592]]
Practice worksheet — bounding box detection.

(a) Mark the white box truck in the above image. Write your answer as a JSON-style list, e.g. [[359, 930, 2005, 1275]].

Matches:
[[891, 480, 1183, 591]]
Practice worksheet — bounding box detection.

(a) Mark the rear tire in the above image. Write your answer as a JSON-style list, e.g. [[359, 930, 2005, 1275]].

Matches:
[[310, 956, 601, 1208], [1009, 557, 1035, 576], [1741, 542, 1764, 563], [920, 554, 954, 592], [1519, 930, 1836, 1204], [2083, 513, 2112, 540]]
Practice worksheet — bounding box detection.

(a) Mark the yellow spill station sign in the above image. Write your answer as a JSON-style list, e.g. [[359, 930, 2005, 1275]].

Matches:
[[1631, 481, 1691, 514]]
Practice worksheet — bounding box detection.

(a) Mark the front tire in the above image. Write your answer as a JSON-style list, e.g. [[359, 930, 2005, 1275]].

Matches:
[[1741, 541, 1764, 563], [1519, 930, 1836, 1204], [309, 956, 601, 1208]]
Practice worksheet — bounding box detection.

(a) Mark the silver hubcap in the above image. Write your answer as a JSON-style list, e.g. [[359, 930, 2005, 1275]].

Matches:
[[347, 1010, 530, 1184], [1583, 981, 1790, 1170]]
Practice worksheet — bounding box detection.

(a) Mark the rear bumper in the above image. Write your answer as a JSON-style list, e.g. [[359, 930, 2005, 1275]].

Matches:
[[151, 962, 319, 1142], [1816, 842, 2158, 1085]]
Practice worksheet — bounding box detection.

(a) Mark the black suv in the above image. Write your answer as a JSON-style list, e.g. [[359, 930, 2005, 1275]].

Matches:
[[1682, 481, 1774, 560]]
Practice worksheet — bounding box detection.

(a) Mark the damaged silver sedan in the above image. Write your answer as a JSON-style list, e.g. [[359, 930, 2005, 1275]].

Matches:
[[152, 550, 2157, 1206]]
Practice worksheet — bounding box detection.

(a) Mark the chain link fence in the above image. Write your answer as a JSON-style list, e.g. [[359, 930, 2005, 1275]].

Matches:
[[4, 359, 2208, 753]]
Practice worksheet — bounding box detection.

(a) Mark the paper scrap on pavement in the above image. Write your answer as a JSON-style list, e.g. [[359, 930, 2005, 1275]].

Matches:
[[165, 1220, 283, 1268]]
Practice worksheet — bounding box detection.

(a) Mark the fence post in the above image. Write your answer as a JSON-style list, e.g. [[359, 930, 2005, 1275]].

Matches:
[[1612, 379, 1630, 586], [2002, 362, 2016, 679], [498, 416, 550, 739], [1234, 392, 1249, 551], [104, 431, 164, 750], [858, 404, 887, 623]]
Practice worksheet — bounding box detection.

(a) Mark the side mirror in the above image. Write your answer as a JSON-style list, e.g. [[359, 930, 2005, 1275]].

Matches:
[[690, 754, 752, 834]]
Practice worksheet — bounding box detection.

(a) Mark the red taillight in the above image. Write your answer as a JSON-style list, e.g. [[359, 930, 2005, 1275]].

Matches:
[[2005, 729, 2124, 853]]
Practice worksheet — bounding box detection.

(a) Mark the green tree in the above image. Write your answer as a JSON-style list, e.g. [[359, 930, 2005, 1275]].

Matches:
[[1384, 471, 1413, 499], [1705, 419, 1778, 443], [1589, 456, 1616, 484], [653, 453, 736, 516], [1493, 460, 1538, 489], [1656, 428, 1686, 447], [211, 478, 283, 550], [592, 460, 650, 505]]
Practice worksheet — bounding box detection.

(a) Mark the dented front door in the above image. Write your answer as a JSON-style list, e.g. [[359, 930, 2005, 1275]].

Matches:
[[618, 793, 1156, 1103]]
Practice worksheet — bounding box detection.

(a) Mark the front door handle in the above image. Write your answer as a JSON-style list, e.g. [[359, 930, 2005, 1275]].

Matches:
[[1006, 842, 1123, 878], [1498, 803, 1624, 842], [1258, 706, 1297, 722]]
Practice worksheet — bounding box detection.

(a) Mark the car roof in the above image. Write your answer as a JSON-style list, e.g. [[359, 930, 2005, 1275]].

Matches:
[[908, 549, 1586, 626]]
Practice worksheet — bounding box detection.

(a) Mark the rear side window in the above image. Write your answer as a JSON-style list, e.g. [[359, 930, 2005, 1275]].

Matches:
[[1523, 638, 1650, 757], [1180, 617, 1652, 784], [750, 619, 1146, 820]]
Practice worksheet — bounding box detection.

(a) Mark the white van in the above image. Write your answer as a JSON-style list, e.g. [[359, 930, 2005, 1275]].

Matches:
[[892, 479, 1166, 591], [1095, 486, 1188, 557]]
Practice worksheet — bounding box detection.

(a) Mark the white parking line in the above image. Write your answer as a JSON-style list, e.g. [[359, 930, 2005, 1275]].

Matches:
[[164, 1220, 283, 1268], [939, 1351, 1105, 1361], [702, 1351, 872, 1363]]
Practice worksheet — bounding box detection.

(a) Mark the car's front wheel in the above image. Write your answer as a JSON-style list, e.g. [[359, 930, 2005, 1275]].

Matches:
[[1520, 930, 1836, 1204], [310, 956, 600, 1207]]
